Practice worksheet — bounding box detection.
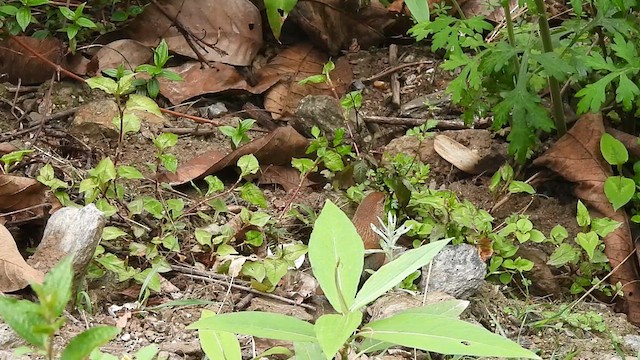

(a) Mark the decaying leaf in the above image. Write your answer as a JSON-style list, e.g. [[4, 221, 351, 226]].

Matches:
[[125, 0, 262, 66], [0, 36, 65, 84], [261, 43, 353, 119], [158, 126, 309, 185], [0, 175, 60, 223], [158, 61, 280, 105], [88, 39, 153, 75], [290, 0, 395, 55], [258, 165, 317, 192], [0, 223, 44, 292], [534, 113, 640, 325], [352, 191, 386, 271]]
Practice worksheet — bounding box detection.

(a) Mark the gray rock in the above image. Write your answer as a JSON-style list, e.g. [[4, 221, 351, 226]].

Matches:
[[294, 95, 352, 139], [28, 204, 106, 291], [0, 324, 25, 351], [420, 244, 486, 299], [625, 334, 640, 353]]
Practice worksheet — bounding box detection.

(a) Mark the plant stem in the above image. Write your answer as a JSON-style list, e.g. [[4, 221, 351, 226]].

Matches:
[[502, 0, 521, 76], [533, 0, 567, 135]]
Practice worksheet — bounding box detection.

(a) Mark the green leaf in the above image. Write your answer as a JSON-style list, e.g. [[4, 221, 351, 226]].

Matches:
[[576, 231, 600, 261], [309, 200, 364, 313], [404, 0, 430, 22], [160, 154, 178, 173], [550, 225, 569, 243], [294, 341, 325, 360], [117, 165, 144, 180], [59, 6, 75, 20], [86, 77, 118, 94], [133, 345, 159, 360], [576, 200, 591, 227], [154, 133, 178, 150], [239, 183, 267, 208], [37, 256, 73, 318], [16, 7, 31, 31], [195, 229, 213, 246], [60, 326, 120, 360], [252, 346, 293, 360], [402, 300, 469, 318], [126, 94, 162, 116], [299, 74, 326, 85], [76, 16, 96, 28], [115, 112, 141, 135], [600, 133, 628, 166], [547, 243, 580, 267], [321, 150, 344, 172], [361, 312, 540, 359], [576, 73, 618, 113], [187, 311, 316, 342], [102, 226, 127, 240], [604, 176, 635, 210], [616, 73, 640, 111], [352, 239, 450, 311], [204, 175, 224, 195], [508, 181, 535, 194], [238, 154, 259, 177], [314, 312, 362, 359], [591, 217, 621, 238], [198, 310, 242, 360], [245, 230, 264, 247], [264, 0, 298, 39], [292, 158, 316, 175], [0, 298, 47, 348]]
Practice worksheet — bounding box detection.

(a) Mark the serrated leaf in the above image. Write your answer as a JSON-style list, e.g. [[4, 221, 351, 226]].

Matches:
[[547, 243, 580, 267], [576, 73, 618, 113]]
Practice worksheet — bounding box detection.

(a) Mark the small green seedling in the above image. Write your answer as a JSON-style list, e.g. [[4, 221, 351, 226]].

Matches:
[[219, 118, 256, 149], [0, 149, 33, 173], [134, 39, 183, 98], [600, 133, 635, 210], [188, 201, 540, 359], [0, 257, 120, 359]]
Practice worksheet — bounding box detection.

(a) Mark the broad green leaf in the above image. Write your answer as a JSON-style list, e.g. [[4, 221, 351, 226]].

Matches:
[[352, 239, 450, 311], [321, 150, 344, 172], [314, 312, 362, 359], [59, 6, 75, 20], [238, 154, 259, 177], [133, 345, 159, 360], [239, 183, 267, 208], [249, 212, 271, 227], [102, 226, 127, 240], [251, 346, 293, 360], [401, 300, 469, 318], [114, 112, 141, 135], [117, 165, 144, 180], [547, 243, 580, 267], [576, 231, 600, 261], [86, 77, 118, 94], [126, 94, 162, 116], [405, 0, 430, 22], [508, 181, 535, 194], [309, 200, 364, 313], [204, 175, 224, 195], [76, 17, 96, 28], [37, 256, 73, 318], [294, 341, 325, 360], [198, 310, 242, 360], [154, 133, 178, 150], [604, 176, 635, 210], [264, 0, 298, 39], [187, 311, 316, 342], [600, 133, 628, 166], [0, 298, 47, 348], [16, 7, 31, 31], [361, 313, 540, 359], [591, 217, 621, 238], [159, 154, 178, 173], [60, 326, 120, 360]]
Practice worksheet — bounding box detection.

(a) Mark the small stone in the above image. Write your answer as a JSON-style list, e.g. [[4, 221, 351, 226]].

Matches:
[[373, 80, 386, 89], [120, 333, 131, 342], [420, 244, 486, 299]]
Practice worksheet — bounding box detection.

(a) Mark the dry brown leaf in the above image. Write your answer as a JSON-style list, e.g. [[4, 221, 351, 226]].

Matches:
[[0, 223, 44, 292], [158, 61, 280, 105], [352, 192, 386, 271], [0, 175, 60, 223], [261, 43, 352, 119], [290, 0, 395, 55], [0, 143, 18, 157], [258, 165, 316, 192], [433, 134, 483, 174], [89, 39, 153, 75], [125, 0, 262, 66], [158, 126, 309, 185], [0, 36, 65, 84], [533, 113, 640, 325]]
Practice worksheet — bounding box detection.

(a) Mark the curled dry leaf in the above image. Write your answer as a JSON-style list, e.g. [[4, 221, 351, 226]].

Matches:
[[260, 43, 353, 119], [0, 175, 61, 223], [533, 113, 640, 325], [158, 126, 309, 185], [352, 191, 386, 271], [158, 61, 280, 105], [290, 0, 395, 55], [0, 223, 44, 292], [125, 0, 262, 66], [433, 134, 483, 174]]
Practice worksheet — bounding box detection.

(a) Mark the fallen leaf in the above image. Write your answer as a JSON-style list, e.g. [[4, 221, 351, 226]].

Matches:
[[290, 0, 394, 55], [352, 192, 386, 271], [125, 0, 262, 66], [0, 143, 18, 157], [158, 61, 280, 105], [0, 36, 65, 84], [0, 223, 44, 292], [434, 134, 483, 174], [534, 113, 640, 325], [158, 126, 308, 185], [258, 165, 317, 192], [260, 43, 352, 119], [0, 175, 61, 223], [89, 39, 153, 75]]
